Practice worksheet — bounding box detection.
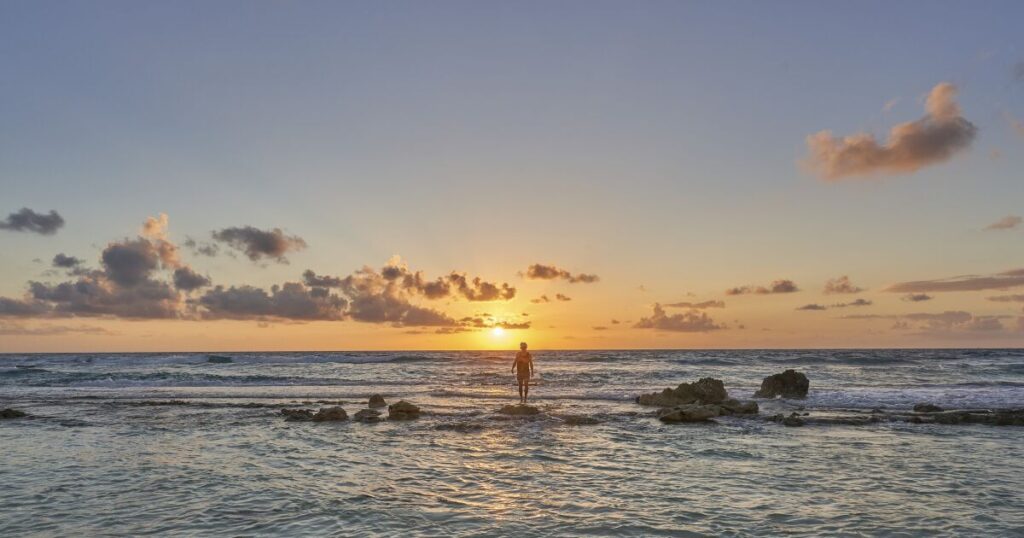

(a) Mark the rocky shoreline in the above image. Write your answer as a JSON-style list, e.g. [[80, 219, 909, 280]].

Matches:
[[3, 370, 1023, 429]]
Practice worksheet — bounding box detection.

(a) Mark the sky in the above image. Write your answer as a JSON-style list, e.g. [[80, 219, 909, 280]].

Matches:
[[2, 1, 1024, 352]]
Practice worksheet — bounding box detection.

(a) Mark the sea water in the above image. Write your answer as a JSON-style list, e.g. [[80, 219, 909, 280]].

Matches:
[[2, 349, 1023, 536]]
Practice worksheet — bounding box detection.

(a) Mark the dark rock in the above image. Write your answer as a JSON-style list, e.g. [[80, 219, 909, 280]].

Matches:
[[637, 377, 729, 407], [0, 408, 27, 419], [718, 399, 759, 415], [770, 412, 805, 427], [754, 370, 809, 399], [388, 400, 421, 420], [207, 355, 233, 364], [499, 404, 540, 416], [281, 408, 314, 421], [312, 406, 348, 422], [368, 394, 387, 408], [657, 404, 721, 423], [558, 414, 601, 425], [353, 409, 382, 423], [913, 403, 944, 413]]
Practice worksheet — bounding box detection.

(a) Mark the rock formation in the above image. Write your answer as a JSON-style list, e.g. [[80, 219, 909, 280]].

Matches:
[[499, 404, 540, 416], [636, 377, 729, 407], [353, 409, 382, 423], [368, 394, 387, 408], [312, 406, 348, 421], [0, 408, 27, 419], [388, 400, 421, 420], [754, 370, 809, 399]]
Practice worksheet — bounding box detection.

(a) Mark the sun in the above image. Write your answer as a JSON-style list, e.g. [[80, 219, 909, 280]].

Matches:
[[491, 327, 505, 337]]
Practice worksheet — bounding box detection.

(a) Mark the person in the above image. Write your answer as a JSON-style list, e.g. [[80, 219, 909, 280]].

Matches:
[[511, 342, 534, 403]]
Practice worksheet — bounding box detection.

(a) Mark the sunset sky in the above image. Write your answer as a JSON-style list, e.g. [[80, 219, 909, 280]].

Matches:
[[2, 1, 1024, 351]]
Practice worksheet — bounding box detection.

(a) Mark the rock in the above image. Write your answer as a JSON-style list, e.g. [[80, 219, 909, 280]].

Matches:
[[281, 408, 314, 421], [368, 394, 387, 408], [770, 412, 806, 427], [657, 404, 721, 423], [754, 369, 809, 399], [0, 408, 27, 419], [207, 355, 233, 364], [353, 409, 382, 423], [718, 399, 759, 415], [637, 377, 729, 407], [558, 414, 601, 425], [312, 406, 348, 422], [913, 403, 944, 413], [498, 404, 540, 416], [388, 400, 421, 420]]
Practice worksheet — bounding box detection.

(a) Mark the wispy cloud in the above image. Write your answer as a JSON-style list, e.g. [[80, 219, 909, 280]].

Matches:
[[803, 83, 977, 180], [726, 279, 799, 295], [522, 264, 599, 284], [984, 215, 1022, 231], [887, 269, 1024, 293], [823, 276, 863, 294], [902, 293, 933, 302], [664, 300, 725, 309]]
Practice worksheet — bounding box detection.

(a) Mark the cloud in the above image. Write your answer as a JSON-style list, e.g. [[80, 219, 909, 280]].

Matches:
[[803, 83, 977, 180], [984, 215, 1022, 231], [0, 297, 51, 317], [664, 300, 725, 309], [987, 294, 1024, 303], [842, 310, 1012, 335], [832, 298, 872, 308], [726, 279, 799, 295], [197, 283, 348, 321], [555, 293, 572, 302], [172, 267, 211, 291], [28, 273, 182, 319], [530, 295, 550, 304], [796, 304, 827, 311], [610, 319, 620, 324], [211, 226, 307, 263], [101, 238, 164, 287], [52, 253, 83, 269], [183, 237, 220, 257], [0, 208, 65, 235], [902, 293, 932, 302], [0, 321, 111, 336], [523, 264, 599, 284], [886, 268, 1024, 293], [302, 270, 344, 288], [593, 326, 608, 331], [634, 303, 722, 332], [823, 276, 863, 294]]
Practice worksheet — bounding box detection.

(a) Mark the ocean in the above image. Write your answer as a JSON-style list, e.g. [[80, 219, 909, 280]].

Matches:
[[2, 349, 1023, 536]]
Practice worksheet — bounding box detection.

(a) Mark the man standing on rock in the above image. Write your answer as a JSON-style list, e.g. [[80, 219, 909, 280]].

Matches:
[[511, 342, 534, 403]]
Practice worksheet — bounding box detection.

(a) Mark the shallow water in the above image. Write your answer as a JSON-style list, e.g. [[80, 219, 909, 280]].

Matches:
[[2, 349, 1023, 536]]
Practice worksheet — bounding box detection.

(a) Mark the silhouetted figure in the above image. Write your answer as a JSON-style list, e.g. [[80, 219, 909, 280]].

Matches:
[[511, 342, 534, 403]]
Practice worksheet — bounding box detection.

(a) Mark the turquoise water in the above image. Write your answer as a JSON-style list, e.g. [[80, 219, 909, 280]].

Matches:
[[2, 349, 1023, 536]]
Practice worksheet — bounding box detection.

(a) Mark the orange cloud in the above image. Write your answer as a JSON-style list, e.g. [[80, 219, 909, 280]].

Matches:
[[804, 83, 976, 180]]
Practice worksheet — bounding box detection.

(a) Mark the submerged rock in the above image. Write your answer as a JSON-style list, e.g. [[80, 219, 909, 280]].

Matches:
[[913, 403, 944, 413], [368, 394, 387, 408], [657, 404, 720, 423], [281, 408, 315, 421], [770, 412, 806, 427], [388, 400, 421, 420], [558, 414, 601, 426], [353, 409, 382, 423], [499, 404, 541, 416], [637, 377, 729, 407], [207, 355, 233, 364], [754, 370, 809, 399], [0, 408, 27, 419], [312, 407, 348, 422]]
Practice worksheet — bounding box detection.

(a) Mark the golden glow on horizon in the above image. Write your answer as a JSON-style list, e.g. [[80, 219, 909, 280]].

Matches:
[[491, 327, 505, 337]]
